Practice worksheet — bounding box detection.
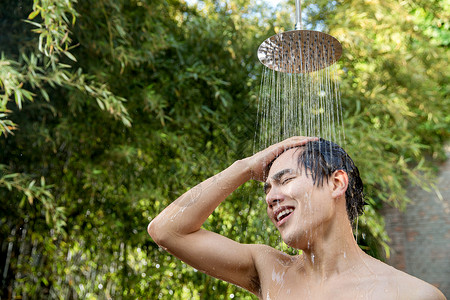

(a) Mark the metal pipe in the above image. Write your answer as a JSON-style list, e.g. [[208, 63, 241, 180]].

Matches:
[[295, 0, 302, 30]]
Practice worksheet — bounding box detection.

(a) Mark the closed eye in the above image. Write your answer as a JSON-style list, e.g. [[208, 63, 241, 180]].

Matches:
[[281, 177, 294, 184]]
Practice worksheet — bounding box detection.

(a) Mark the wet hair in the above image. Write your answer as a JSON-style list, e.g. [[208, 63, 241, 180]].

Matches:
[[299, 139, 365, 223], [269, 138, 365, 223]]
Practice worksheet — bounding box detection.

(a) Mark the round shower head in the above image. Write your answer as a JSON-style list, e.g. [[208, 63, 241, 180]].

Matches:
[[257, 30, 342, 73]]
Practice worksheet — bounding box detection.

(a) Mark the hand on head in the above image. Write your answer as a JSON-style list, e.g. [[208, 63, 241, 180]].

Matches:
[[245, 136, 318, 182]]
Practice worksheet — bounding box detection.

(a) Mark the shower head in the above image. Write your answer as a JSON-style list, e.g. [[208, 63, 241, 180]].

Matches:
[[257, 0, 342, 73], [257, 30, 342, 73]]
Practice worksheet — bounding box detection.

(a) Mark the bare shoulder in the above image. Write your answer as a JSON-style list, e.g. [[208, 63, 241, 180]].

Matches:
[[365, 255, 446, 300], [388, 268, 446, 300], [241, 244, 293, 298], [246, 244, 296, 278], [248, 243, 293, 265]]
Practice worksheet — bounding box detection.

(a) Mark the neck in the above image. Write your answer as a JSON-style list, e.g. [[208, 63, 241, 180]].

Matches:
[[297, 214, 365, 280]]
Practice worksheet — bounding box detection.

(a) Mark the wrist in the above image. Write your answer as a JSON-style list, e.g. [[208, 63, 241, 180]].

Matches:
[[233, 158, 253, 182]]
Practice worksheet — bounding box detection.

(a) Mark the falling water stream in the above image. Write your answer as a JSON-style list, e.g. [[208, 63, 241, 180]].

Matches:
[[254, 61, 344, 151]]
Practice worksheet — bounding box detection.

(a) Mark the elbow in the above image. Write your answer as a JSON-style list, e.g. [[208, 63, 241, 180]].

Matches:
[[147, 217, 172, 247], [147, 219, 162, 244]]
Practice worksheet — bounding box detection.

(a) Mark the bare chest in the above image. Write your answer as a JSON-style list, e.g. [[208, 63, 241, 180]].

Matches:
[[259, 272, 401, 300]]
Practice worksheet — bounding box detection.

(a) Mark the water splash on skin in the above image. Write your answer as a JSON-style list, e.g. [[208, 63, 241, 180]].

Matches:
[[170, 171, 227, 220], [272, 269, 286, 285], [169, 185, 202, 221]]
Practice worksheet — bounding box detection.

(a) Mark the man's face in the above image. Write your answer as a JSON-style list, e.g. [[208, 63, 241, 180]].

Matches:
[[264, 148, 335, 249]]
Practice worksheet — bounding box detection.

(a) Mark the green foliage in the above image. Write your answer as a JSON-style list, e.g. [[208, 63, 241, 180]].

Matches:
[[0, 0, 130, 139], [0, 0, 448, 299]]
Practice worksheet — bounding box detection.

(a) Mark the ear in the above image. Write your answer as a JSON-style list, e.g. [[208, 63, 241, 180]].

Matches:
[[330, 169, 348, 199]]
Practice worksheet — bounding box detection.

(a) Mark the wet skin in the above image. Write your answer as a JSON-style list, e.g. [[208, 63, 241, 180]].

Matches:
[[253, 148, 444, 299], [148, 137, 446, 300], [264, 148, 335, 250]]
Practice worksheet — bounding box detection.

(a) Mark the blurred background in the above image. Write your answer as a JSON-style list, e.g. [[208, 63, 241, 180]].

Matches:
[[0, 0, 448, 298]]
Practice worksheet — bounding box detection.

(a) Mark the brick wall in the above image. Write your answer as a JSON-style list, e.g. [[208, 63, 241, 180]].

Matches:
[[381, 145, 450, 298]]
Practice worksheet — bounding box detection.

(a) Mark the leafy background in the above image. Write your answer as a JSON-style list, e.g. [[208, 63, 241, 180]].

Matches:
[[0, 0, 448, 298]]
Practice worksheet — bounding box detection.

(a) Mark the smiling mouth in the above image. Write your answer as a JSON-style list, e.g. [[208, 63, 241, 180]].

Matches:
[[275, 207, 294, 223]]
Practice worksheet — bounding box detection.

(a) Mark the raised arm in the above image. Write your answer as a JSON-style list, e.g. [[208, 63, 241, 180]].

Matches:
[[147, 136, 317, 295]]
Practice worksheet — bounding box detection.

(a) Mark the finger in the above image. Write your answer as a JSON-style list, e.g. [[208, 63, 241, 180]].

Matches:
[[276, 136, 318, 151], [267, 137, 317, 159]]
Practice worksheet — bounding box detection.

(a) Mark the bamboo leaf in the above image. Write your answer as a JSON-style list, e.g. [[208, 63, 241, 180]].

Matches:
[[63, 51, 77, 62], [28, 9, 40, 20]]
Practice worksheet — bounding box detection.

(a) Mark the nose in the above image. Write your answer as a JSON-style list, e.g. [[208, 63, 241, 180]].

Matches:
[[265, 189, 284, 209]]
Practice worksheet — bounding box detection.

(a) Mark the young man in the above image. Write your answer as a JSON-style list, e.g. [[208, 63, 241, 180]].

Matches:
[[148, 137, 446, 299]]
